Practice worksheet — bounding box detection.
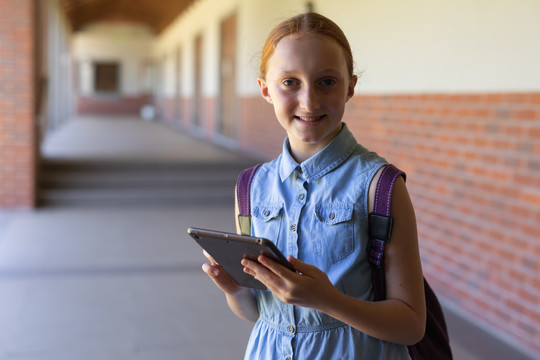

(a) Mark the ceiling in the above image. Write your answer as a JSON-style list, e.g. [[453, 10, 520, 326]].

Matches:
[[60, 0, 198, 33]]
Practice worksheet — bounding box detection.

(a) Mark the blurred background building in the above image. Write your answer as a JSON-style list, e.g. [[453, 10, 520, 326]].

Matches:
[[0, 0, 539, 358]]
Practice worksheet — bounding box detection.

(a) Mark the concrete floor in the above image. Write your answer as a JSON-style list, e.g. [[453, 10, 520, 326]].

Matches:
[[0, 116, 534, 359], [0, 206, 253, 360]]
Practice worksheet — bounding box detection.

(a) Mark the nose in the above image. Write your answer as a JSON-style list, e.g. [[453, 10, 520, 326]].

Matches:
[[299, 85, 320, 111]]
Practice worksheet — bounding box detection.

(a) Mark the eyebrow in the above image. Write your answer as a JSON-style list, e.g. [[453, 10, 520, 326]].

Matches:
[[272, 68, 343, 77]]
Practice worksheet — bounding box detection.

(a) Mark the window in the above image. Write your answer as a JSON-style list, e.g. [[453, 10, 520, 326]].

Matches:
[[94, 62, 119, 93]]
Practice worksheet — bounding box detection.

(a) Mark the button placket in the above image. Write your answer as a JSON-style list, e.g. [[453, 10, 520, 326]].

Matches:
[[287, 178, 306, 262]]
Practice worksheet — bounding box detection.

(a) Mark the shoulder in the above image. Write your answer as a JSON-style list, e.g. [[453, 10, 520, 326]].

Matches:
[[251, 157, 280, 184], [344, 145, 388, 187], [367, 164, 408, 214], [349, 143, 387, 169]]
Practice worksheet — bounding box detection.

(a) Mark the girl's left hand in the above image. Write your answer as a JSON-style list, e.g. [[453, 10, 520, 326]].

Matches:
[[241, 255, 340, 309]]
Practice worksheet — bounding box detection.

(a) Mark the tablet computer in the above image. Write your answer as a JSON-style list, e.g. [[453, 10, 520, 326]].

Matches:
[[187, 227, 294, 290]]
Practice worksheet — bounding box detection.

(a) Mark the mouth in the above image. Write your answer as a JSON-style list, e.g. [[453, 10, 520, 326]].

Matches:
[[294, 115, 326, 122]]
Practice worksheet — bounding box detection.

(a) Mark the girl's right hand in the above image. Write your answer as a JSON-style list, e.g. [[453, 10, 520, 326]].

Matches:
[[202, 250, 243, 295]]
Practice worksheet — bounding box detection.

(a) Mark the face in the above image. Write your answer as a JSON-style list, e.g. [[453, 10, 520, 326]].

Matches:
[[258, 34, 357, 162]]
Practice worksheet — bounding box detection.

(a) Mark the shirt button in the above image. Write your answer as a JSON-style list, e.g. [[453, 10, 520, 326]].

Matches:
[[298, 193, 304, 201], [329, 212, 335, 220], [286, 357, 291, 360], [288, 325, 295, 333], [290, 224, 296, 232], [263, 209, 270, 217]]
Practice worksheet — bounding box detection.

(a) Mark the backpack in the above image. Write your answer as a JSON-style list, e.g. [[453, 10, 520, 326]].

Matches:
[[367, 164, 452, 360], [236, 163, 452, 360]]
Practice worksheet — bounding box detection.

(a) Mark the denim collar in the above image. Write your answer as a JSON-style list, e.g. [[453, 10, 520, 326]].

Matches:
[[279, 123, 358, 182]]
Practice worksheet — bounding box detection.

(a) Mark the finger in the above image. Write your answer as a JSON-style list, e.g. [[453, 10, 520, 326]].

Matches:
[[257, 255, 297, 279], [202, 263, 243, 295], [202, 262, 220, 276], [287, 255, 310, 272], [242, 258, 279, 284], [243, 265, 255, 277], [202, 250, 218, 265], [242, 258, 269, 276]]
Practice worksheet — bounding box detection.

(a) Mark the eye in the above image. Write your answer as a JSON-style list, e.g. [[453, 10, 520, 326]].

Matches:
[[281, 79, 299, 88], [319, 78, 337, 87]]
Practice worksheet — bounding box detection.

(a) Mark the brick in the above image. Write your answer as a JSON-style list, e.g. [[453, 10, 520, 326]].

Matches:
[[512, 109, 537, 120], [0, 0, 35, 208], [528, 126, 540, 139], [332, 93, 539, 356]]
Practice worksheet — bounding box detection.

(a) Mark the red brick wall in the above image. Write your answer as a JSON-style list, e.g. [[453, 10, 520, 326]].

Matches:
[[239, 93, 540, 356], [0, 0, 35, 208], [77, 95, 152, 116], [176, 97, 218, 136], [160, 97, 177, 126], [180, 97, 192, 129], [201, 97, 216, 135], [349, 93, 540, 356], [238, 97, 285, 159]]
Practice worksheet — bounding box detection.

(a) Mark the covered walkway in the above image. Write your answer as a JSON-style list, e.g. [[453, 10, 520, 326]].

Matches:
[[0, 117, 533, 359], [0, 116, 257, 359]]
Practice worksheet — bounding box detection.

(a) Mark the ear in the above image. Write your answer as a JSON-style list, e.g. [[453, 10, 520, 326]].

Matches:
[[258, 78, 273, 104], [346, 75, 358, 102]]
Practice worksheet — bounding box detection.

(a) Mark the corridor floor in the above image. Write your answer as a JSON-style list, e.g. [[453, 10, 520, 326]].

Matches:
[[0, 116, 533, 359], [1, 116, 256, 359]]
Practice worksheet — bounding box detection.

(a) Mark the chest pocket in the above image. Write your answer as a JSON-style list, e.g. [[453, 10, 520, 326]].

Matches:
[[252, 203, 284, 244], [313, 203, 354, 265]]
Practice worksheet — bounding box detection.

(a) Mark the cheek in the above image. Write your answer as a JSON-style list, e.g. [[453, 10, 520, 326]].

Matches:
[[329, 89, 350, 108], [269, 91, 295, 111], [323, 95, 346, 113]]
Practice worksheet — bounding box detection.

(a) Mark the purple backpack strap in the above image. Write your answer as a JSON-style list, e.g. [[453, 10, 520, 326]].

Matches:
[[369, 164, 405, 300], [236, 164, 261, 236], [368, 164, 452, 360]]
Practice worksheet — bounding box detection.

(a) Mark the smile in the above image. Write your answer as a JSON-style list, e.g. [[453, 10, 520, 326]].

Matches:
[[295, 115, 326, 122]]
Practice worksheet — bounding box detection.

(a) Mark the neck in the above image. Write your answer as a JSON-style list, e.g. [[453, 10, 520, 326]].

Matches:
[[288, 123, 343, 163], [289, 147, 316, 164], [288, 139, 331, 164]]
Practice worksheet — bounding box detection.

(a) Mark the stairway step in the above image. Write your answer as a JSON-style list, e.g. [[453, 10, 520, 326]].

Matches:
[[37, 187, 235, 207], [39, 170, 240, 189], [37, 159, 258, 207], [40, 160, 255, 172]]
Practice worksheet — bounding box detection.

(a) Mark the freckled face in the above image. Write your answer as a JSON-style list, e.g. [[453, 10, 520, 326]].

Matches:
[[258, 34, 357, 161]]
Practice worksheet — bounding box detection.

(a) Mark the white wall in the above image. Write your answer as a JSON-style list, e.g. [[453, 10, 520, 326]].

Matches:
[[318, 0, 540, 93], [43, 0, 74, 131], [235, 0, 308, 96], [154, 0, 309, 97], [155, 0, 540, 97], [73, 22, 155, 96]]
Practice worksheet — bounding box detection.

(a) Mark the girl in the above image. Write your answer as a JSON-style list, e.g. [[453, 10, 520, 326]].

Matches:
[[202, 12, 426, 359]]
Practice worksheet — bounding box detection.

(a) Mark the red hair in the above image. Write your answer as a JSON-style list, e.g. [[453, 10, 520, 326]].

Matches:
[[259, 13, 354, 79]]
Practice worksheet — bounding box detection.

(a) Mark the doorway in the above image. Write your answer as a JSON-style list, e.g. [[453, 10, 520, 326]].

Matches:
[[218, 13, 237, 140], [175, 46, 182, 127], [193, 34, 203, 129]]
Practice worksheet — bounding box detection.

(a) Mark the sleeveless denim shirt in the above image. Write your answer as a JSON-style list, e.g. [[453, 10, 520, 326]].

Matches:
[[244, 124, 411, 360]]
